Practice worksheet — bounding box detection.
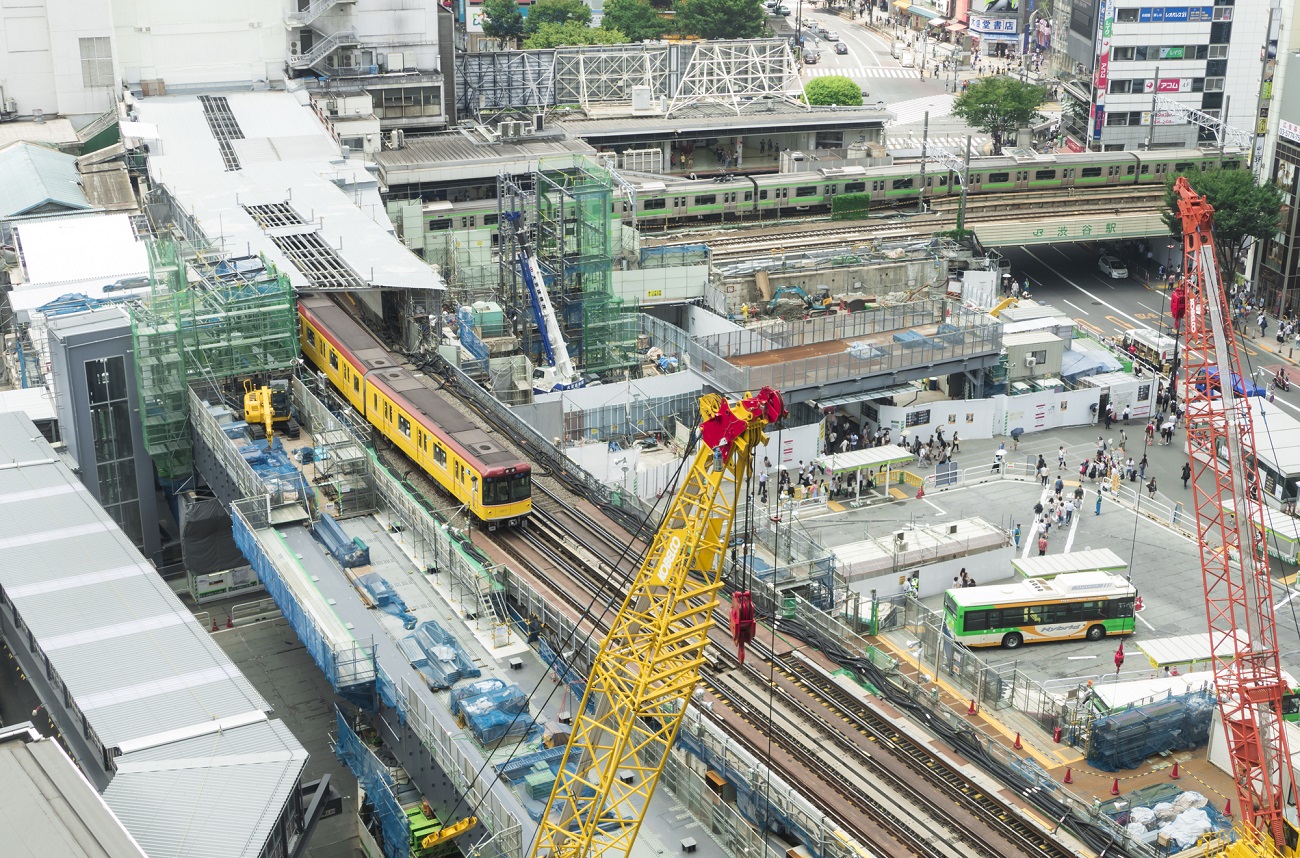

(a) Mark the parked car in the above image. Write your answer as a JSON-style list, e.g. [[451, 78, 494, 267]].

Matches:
[[1098, 255, 1129, 279], [776, 5, 792, 14], [835, 42, 848, 54]]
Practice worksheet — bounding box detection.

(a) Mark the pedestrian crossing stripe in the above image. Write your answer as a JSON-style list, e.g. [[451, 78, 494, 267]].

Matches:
[[804, 67, 922, 79]]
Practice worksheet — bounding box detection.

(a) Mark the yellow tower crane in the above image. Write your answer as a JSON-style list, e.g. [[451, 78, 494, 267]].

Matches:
[[530, 386, 785, 858]]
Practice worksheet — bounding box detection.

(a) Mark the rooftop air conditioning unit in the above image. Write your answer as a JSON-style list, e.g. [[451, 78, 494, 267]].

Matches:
[[290, 40, 301, 55], [533, 112, 545, 133], [631, 85, 653, 111]]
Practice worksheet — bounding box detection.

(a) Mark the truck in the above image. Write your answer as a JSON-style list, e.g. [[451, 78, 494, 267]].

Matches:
[[899, 48, 915, 68]]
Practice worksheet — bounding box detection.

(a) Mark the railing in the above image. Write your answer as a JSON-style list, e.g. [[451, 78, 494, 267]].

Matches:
[[231, 597, 280, 626], [284, 0, 355, 28], [287, 30, 359, 70]]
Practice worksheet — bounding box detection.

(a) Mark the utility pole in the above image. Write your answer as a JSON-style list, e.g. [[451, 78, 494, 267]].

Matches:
[[957, 135, 972, 233], [1219, 93, 1230, 167], [1147, 65, 1159, 150], [918, 111, 929, 214]]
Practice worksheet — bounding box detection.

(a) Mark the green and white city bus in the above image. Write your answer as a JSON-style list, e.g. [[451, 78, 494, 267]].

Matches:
[[943, 572, 1137, 649]]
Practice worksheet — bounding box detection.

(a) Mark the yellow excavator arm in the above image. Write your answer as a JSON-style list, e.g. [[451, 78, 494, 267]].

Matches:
[[242, 380, 274, 439], [530, 387, 785, 858]]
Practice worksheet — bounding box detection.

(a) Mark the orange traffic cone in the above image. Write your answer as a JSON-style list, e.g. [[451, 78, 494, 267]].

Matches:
[[226, 615, 233, 629], [917, 485, 925, 499], [1063, 767, 1073, 785], [211, 617, 219, 632], [1135, 595, 1144, 612], [1170, 762, 1180, 780], [1223, 799, 1232, 817], [1111, 778, 1121, 796], [1013, 732, 1023, 750], [967, 699, 977, 716]]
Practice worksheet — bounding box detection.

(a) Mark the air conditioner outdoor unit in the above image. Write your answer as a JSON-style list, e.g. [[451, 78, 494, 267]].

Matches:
[[533, 112, 545, 132], [1025, 355, 1038, 367], [290, 40, 301, 55]]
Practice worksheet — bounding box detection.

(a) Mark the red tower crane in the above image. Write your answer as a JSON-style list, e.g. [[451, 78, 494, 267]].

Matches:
[[1174, 176, 1296, 846]]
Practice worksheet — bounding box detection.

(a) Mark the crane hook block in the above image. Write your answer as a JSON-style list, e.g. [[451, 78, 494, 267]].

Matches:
[[731, 590, 757, 664], [699, 387, 787, 460]]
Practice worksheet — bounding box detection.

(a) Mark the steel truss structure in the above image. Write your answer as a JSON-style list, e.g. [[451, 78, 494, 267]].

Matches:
[[1153, 95, 1251, 150], [667, 39, 805, 117], [552, 43, 671, 110], [455, 40, 804, 122]]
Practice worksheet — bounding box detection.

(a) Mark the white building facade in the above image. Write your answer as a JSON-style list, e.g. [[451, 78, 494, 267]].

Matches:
[[0, 0, 450, 129], [1064, 0, 1270, 151]]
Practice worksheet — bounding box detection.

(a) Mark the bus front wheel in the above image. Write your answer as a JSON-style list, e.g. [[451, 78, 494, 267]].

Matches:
[[1086, 625, 1106, 641], [1001, 632, 1023, 649]]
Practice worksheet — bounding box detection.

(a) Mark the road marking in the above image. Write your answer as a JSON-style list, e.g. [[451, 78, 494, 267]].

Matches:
[[1136, 611, 1156, 631], [1274, 590, 1300, 611], [1062, 299, 1091, 316], [1022, 247, 1149, 331]]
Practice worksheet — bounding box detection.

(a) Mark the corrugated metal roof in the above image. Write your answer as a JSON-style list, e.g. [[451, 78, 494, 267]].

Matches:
[[0, 411, 307, 858], [555, 104, 887, 137], [0, 141, 92, 217], [374, 131, 594, 169], [104, 720, 308, 858]]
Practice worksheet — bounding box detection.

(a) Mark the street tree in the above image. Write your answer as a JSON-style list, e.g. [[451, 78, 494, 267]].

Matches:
[[481, 0, 525, 48], [950, 76, 1047, 155], [804, 76, 862, 107], [525, 0, 592, 33], [673, 0, 766, 39], [601, 0, 669, 41], [524, 20, 627, 47], [1161, 167, 1283, 279]]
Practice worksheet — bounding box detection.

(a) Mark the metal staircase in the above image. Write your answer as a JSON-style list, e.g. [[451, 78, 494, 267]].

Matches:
[[284, 0, 356, 28], [287, 30, 359, 71]]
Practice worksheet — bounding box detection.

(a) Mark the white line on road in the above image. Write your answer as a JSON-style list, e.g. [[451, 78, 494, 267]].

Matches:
[[1062, 299, 1091, 316], [1022, 247, 1148, 330], [1135, 611, 1156, 631], [922, 496, 946, 514]]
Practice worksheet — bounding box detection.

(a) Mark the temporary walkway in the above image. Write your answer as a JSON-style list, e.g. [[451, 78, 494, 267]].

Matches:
[[1010, 547, 1127, 579]]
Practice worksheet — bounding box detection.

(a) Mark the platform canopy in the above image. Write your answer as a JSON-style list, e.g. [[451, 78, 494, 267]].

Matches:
[[1135, 630, 1249, 668], [817, 444, 915, 475], [1010, 547, 1127, 579]]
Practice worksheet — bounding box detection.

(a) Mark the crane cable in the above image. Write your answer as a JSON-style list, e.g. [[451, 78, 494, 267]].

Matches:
[[434, 420, 703, 834]]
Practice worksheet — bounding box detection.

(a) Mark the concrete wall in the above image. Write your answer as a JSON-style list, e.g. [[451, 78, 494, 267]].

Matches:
[[0, 0, 118, 122], [869, 388, 1101, 441], [722, 256, 947, 309]]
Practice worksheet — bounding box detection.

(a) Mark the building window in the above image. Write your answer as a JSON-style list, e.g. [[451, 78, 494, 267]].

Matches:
[[1112, 46, 1135, 61], [84, 356, 144, 550], [1212, 6, 1232, 20], [1204, 78, 1225, 92], [1208, 45, 1228, 59], [1109, 80, 1132, 94], [79, 37, 114, 88], [1116, 8, 1137, 21]]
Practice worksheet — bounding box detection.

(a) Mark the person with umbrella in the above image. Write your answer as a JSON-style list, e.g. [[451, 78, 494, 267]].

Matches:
[[992, 443, 1006, 473], [1010, 426, 1024, 450]]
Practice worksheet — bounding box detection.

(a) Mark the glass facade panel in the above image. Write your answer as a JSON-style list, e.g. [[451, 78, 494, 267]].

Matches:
[[85, 356, 145, 550]]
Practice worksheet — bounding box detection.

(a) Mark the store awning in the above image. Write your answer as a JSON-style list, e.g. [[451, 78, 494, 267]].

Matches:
[[909, 5, 942, 19], [891, 0, 911, 9], [945, 21, 967, 31], [926, 17, 946, 26], [812, 382, 920, 410], [817, 445, 916, 476]]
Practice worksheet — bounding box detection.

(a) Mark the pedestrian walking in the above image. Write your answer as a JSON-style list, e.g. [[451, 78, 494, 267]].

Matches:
[[1038, 534, 1048, 556], [1054, 475, 1064, 499], [1013, 523, 1022, 548], [1095, 492, 1103, 515], [1182, 461, 1192, 489], [759, 469, 769, 503], [1057, 445, 1067, 469], [1147, 476, 1158, 498], [1064, 498, 1074, 524], [1139, 454, 1148, 480]]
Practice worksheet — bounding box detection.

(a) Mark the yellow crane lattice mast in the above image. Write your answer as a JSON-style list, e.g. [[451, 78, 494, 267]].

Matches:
[[531, 387, 786, 858]]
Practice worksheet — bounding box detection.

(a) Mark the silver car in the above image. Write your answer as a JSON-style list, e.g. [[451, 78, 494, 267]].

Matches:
[[1098, 255, 1128, 279]]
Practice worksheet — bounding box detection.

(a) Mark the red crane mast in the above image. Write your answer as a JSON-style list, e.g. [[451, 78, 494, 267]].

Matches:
[[1174, 176, 1296, 846]]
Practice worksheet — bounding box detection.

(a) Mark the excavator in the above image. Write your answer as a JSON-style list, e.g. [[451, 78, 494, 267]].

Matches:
[[242, 377, 292, 441], [531, 386, 785, 858]]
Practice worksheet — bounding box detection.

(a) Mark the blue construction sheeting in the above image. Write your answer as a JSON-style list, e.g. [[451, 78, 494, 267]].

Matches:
[[536, 636, 589, 714], [356, 573, 417, 629], [891, 330, 936, 348], [406, 620, 482, 689], [232, 512, 356, 693], [334, 707, 410, 858], [316, 512, 371, 568], [846, 342, 885, 360], [450, 678, 510, 717], [460, 681, 532, 745], [458, 306, 489, 361], [232, 434, 313, 500], [1087, 690, 1217, 771], [496, 746, 567, 781]]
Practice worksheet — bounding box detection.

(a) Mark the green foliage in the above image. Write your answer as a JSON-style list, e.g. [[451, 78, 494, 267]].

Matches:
[[1161, 167, 1283, 277], [831, 192, 872, 220], [950, 76, 1048, 155], [804, 75, 863, 107], [673, 0, 766, 39], [523, 20, 627, 47], [525, 0, 592, 33], [481, 0, 526, 46], [600, 0, 669, 41]]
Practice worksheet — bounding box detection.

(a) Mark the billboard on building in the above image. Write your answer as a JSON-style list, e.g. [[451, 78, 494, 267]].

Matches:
[[1089, 0, 1111, 141]]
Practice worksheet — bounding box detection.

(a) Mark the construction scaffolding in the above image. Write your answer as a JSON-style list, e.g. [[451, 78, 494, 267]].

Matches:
[[499, 161, 638, 378], [129, 235, 300, 481]]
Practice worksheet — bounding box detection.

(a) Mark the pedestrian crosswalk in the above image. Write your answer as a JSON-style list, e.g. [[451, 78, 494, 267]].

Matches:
[[887, 135, 991, 152], [885, 94, 956, 127], [804, 66, 922, 79]]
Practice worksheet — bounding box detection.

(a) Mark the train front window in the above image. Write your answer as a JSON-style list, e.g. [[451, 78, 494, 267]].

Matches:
[[484, 477, 511, 505], [511, 473, 531, 501]]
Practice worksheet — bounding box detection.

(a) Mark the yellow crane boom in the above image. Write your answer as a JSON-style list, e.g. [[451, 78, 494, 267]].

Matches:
[[531, 387, 785, 858]]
